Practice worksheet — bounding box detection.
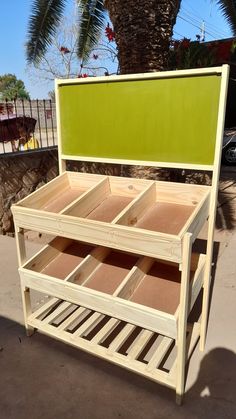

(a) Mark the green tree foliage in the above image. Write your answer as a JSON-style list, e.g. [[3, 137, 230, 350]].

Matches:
[[26, 0, 236, 74], [0, 74, 30, 100]]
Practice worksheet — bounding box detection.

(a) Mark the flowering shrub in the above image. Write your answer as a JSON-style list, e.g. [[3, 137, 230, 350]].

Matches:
[[170, 37, 236, 70]]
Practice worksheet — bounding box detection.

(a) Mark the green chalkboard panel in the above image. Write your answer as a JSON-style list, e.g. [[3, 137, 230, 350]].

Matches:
[[58, 73, 222, 166]]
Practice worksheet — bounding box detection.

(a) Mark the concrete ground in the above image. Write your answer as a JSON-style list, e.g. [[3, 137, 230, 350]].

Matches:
[[0, 167, 236, 419]]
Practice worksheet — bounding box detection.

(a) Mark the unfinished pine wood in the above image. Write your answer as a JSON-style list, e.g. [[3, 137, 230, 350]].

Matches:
[[116, 182, 201, 235], [13, 174, 211, 248], [126, 259, 193, 315], [13, 66, 229, 405], [65, 176, 148, 223], [87, 195, 132, 222], [20, 270, 177, 337], [113, 182, 156, 226], [83, 250, 138, 294], [17, 172, 106, 213], [63, 177, 110, 217], [13, 204, 182, 262], [115, 256, 154, 300], [129, 261, 182, 314], [70, 247, 110, 286], [176, 233, 192, 405], [135, 202, 194, 235], [24, 237, 94, 280], [155, 181, 210, 206], [200, 64, 230, 351], [12, 172, 212, 263], [27, 296, 201, 391]]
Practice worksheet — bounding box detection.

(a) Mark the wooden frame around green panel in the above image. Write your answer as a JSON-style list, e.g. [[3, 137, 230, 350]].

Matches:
[[55, 66, 229, 172]]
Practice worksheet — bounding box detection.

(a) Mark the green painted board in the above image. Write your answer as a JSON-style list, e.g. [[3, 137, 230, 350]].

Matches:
[[58, 73, 222, 166]]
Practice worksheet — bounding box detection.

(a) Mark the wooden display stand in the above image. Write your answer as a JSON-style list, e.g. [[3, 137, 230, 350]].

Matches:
[[12, 66, 229, 404]]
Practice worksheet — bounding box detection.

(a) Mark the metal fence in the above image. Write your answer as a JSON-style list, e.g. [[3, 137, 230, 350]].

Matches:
[[0, 99, 57, 154]]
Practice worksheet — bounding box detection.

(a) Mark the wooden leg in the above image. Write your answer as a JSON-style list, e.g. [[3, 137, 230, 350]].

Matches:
[[175, 233, 192, 405], [199, 268, 211, 351], [21, 285, 35, 336], [200, 233, 214, 352], [15, 226, 26, 266], [176, 393, 184, 406]]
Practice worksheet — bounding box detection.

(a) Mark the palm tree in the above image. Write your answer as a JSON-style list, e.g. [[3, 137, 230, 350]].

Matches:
[[104, 0, 181, 73], [25, 0, 180, 74], [26, 1, 236, 74]]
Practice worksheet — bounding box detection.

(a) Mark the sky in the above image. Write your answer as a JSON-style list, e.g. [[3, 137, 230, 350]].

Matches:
[[0, 0, 233, 99]]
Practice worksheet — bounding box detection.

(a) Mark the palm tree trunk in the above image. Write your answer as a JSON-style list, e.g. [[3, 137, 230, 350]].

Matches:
[[105, 0, 181, 74]]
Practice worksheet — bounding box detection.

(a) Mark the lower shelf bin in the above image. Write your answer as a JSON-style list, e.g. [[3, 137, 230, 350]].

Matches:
[[129, 261, 182, 314], [82, 251, 139, 294], [22, 237, 95, 280], [116, 253, 205, 317]]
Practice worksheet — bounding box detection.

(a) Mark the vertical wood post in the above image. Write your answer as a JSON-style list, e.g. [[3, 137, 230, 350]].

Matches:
[[200, 64, 229, 351], [176, 233, 192, 405]]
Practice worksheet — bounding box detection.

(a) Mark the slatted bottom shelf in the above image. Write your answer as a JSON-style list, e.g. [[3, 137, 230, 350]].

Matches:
[[28, 297, 200, 390]]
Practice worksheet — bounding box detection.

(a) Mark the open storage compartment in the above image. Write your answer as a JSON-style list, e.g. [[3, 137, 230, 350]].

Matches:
[[17, 172, 106, 213], [21, 236, 205, 329], [115, 181, 210, 236], [13, 175, 211, 263], [22, 237, 95, 280], [116, 254, 205, 317], [80, 250, 139, 294], [63, 176, 151, 223]]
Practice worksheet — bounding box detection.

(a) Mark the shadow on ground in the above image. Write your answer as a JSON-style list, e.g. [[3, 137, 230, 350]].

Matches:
[[1, 316, 235, 419]]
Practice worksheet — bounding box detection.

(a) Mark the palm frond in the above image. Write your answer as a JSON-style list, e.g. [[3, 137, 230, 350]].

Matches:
[[77, 0, 106, 63], [26, 0, 67, 64], [217, 0, 236, 36]]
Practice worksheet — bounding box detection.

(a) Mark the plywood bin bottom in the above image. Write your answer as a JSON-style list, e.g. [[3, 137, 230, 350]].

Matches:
[[24, 238, 94, 280], [134, 202, 194, 235], [86, 196, 132, 222], [82, 251, 139, 294], [17, 172, 106, 213], [42, 189, 84, 213], [129, 261, 184, 314]]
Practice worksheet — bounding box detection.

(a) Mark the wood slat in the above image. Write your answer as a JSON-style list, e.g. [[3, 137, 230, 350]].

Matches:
[[29, 297, 59, 321], [107, 323, 136, 354], [28, 312, 175, 388], [169, 321, 201, 381], [42, 301, 72, 324], [127, 329, 153, 360], [147, 336, 173, 372], [73, 312, 103, 338], [57, 306, 88, 331], [91, 318, 120, 345]]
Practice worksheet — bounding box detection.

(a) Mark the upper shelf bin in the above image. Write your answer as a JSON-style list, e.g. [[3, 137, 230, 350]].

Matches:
[[17, 171, 106, 213], [63, 176, 151, 223], [115, 181, 210, 237]]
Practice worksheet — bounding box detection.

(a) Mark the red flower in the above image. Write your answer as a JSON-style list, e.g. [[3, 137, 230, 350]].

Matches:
[[181, 38, 191, 49], [60, 46, 70, 54], [78, 73, 88, 78], [105, 23, 115, 42]]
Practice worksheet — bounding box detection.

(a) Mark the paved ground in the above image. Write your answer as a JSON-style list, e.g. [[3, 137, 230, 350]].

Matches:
[[0, 167, 236, 419]]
